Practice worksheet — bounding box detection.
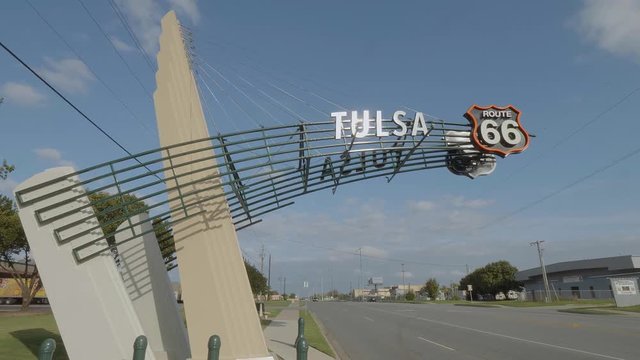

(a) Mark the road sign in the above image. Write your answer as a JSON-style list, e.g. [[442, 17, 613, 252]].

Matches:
[[303, 281, 308, 288], [467, 284, 473, 291], [465, 105, 529, 157]]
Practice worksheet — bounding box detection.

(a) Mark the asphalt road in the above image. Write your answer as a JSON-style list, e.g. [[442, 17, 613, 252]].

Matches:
[[308, 302, 640, 360]]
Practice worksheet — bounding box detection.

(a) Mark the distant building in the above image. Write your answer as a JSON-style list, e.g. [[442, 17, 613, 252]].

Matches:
[[516, 255, 640, 301], [353, 284, 422, 299]]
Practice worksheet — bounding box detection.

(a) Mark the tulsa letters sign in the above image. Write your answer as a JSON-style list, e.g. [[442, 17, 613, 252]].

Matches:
[[331, 105, 529, 157]]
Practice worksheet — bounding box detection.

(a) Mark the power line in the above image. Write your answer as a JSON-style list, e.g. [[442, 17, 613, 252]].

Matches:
[[478, 141, 640, 230], [75, 0, 153, 97], [106, 0, 156, 72], [278, 235, 464, 268], [24, 0, 155, 137], [503, 86, 640, 180], [0, 40, 158, 178]]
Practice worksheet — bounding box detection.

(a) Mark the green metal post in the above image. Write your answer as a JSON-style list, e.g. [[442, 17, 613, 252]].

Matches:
[[37, 338, 56, 360], [207, 335, 221, 360], [294, 316, 305, 346], [132, 335, 147, 360], [296, 337, 308, 360]]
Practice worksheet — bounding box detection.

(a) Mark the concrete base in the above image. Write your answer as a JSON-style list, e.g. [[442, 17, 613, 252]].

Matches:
[[15, 167, 155, 360], [117, 214, 191, 360]]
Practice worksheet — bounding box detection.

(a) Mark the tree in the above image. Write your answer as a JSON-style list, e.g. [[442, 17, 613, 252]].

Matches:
[[405, 290, 416, 301], [152, 217, 176, 268], [244, 260, 268, 295], [326, 289, 339, 299], [0, 160, 14, 180], [88, 192, 149, 245], [459, 260, 521, 295], [88, 191, 176, 269], [0, 195, 42, 310], [422, 278, 440, 300]]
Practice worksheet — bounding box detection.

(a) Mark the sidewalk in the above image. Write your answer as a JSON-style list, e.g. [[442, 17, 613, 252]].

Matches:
[[263, 306, 335, 360]]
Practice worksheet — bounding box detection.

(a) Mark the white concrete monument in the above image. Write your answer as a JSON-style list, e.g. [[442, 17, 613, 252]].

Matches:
[[15, 167, 155, 360]]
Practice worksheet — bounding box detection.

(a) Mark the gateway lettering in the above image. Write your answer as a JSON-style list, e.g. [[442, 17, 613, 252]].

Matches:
[[332, 110, 431, 139]]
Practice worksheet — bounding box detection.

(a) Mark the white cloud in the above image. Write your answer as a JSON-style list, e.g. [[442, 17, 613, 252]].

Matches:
[[168, 0, 200, 24], [395, 271, 414, 279], [116, 0, 163, 54], [1, 82, 45, 106], [360, 246, 388, 258], [575, 0, 640, 61], [450, 196, 494, 209], [408, 200, 436, 211], [110, 35, 135, 52], [115, 0, 200, 55], [34, 148, 62, 162], [34, 148, 75, 168], [39, 58, 94, 94]]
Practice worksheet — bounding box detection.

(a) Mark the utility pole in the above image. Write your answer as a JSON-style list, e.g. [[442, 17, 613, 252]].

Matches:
[[259, 244, 265, 274], [401, 263, 406, 291], [283, 277, 286, 298], [350, 281, 353, 300], [330, 268, 334, 298], [530, 240, 552, 303], [357, 248, 363, 302], [267, 254, 271, 291]]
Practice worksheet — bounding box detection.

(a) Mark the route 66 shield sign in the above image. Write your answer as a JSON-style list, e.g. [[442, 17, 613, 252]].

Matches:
[[464, 105, 529, 157]]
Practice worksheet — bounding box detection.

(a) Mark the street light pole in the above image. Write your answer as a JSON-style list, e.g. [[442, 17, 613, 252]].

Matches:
[[530, 240, 552, 303], [358, 247, 363, 302], [401, 263, 406, 298]]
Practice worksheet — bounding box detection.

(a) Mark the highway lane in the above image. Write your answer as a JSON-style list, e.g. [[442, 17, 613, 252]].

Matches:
[[308, 301, 640, 360]]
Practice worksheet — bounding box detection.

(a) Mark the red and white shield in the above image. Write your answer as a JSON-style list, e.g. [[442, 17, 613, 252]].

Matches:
[[464, 105, 530, 157]]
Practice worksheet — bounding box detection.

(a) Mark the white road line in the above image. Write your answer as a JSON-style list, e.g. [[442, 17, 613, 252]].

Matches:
[[366, 307, 626, 360], [414, 317, 625, 360], [363, 316, 374, 322], [396, 309, 416, 312], [417, 336, 455, 351]]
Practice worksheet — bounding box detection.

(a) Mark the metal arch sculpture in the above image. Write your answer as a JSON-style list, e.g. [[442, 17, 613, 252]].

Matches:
[[13, 11, 531, 359], [14, 109, 526, 266]]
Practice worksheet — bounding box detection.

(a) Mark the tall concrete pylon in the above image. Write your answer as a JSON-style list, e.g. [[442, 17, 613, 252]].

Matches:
[[153, 11, 271, 360]]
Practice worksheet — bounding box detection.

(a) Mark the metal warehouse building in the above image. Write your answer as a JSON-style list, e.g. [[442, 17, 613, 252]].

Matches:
[[516, 255, 640, 301]]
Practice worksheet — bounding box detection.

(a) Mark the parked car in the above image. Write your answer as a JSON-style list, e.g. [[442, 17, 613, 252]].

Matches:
[[507, 290, 519, 300], [495, 292, 506, 300]]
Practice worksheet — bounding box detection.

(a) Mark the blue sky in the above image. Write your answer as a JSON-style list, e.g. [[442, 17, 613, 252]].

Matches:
[[1, 0, 640, 296]]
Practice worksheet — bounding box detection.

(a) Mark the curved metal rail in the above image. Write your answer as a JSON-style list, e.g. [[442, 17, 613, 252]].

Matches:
[[15, 117, 490, 266]]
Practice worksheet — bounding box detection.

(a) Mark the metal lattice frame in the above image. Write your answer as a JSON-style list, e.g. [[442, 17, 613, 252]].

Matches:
[[15, 117, 486, 267]]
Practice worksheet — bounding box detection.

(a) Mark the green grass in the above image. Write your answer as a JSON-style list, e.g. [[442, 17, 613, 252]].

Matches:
[[260, 300, 292, 328], [265, 300, 290, 318], [617, 305, 640, 313], [500, 299, 613, 307], [265, 300, 290, 307], [300, 309, 335, 358], [559, 304, 640, 315], [0, 313, 68, 360], [450, 299, 616, 308], [453, 303, 501, 308], [558, 307, 614, 315]]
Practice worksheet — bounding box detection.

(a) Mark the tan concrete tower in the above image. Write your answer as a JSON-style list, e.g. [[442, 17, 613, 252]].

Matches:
[[153, 11, 270, 360]]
